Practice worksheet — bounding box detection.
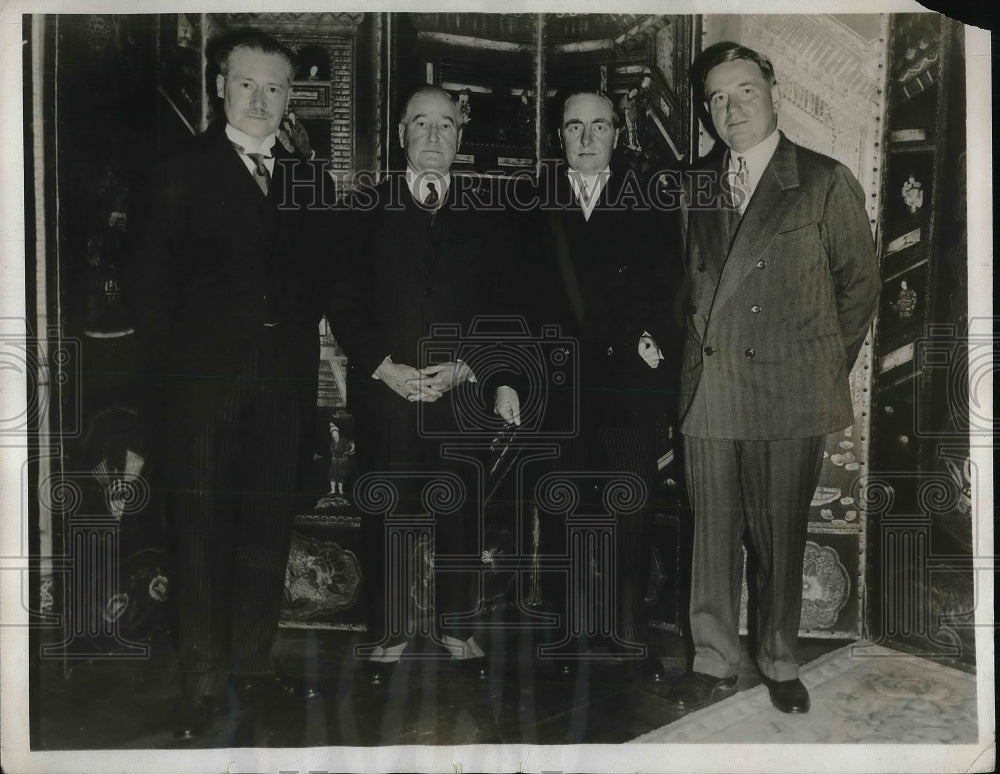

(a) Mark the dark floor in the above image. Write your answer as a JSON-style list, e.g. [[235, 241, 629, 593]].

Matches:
[[31, 626, 851, 749]]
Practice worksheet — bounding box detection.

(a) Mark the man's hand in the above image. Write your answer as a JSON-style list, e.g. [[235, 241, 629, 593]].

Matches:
[[638, 333, 663, 369], [494, 385, 521, 426], [375, 358, 443, 402], [415, 361, 474, 395]]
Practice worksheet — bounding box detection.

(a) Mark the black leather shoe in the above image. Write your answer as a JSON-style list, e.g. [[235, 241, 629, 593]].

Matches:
[[665, 672, 739, 712], [762, 676, 810, 713], [365, 660, 399, 686], [365, 640, 408, 686], [172, 694, 218, 740], [632, 654, 666, 684], [452, 656, 487, 680]]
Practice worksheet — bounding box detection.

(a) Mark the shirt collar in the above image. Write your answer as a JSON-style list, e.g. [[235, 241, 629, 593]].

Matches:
[[566, 166, 611, 205], [727, 128, 780, 176], [406, 166, 451, 205], [226, 123, 277, 156]]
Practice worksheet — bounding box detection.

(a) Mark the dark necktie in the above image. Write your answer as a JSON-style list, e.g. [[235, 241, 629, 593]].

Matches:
[[424, 180, 439, 208], [231, 141, 271, 195], [246, 153, 271, 195]]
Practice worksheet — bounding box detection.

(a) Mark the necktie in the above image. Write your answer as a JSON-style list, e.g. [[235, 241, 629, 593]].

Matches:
[[733, 155, 749, 214], [231, 141, 271, 195], [424, 181, 439, 208], [246, 152, 271, 196]]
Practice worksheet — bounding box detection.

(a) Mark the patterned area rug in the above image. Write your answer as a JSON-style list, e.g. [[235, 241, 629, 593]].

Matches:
[[633, 641, 978, 744]]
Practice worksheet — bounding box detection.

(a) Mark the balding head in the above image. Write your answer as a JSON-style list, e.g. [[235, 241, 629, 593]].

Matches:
[[398, 86, 462, 174]]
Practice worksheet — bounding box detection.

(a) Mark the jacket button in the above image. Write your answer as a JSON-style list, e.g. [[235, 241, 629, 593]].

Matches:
[[745, 348, 755, 358], [750, 304, 762, 314], [704, 346, 714, 356], [756, 259, 766, 269], [697, 263, 706, 272]]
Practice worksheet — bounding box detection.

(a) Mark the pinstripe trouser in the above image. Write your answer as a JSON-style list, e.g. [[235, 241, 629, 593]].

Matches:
[[683, 434, 825, 682], [166, 334, 310, 696]]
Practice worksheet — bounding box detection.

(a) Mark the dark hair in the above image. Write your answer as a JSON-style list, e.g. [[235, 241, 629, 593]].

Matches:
[[559, 89, 620, 128], [691, 41, 777, 104], [208, 28, 296, 81], [399, 85, 459, 123]]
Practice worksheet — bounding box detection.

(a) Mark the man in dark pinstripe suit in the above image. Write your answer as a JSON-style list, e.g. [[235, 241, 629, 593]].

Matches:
[[666, 42, 881, 714], [124, 30, 333, 739]]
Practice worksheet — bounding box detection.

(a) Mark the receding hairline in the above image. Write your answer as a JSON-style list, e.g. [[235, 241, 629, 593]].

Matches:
[[560, 90, 619, 128], [400, 86, 460, 124]]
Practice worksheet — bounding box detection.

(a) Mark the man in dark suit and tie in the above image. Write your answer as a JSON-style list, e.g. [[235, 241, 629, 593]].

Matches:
[[523, 90, 682, 670], [124, 29, 332, 738], [666, 42, 881, 714], [335, 86, 520, 677]]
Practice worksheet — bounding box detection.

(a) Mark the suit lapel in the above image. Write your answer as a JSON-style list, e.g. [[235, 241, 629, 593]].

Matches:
[[216, 134, 263, 204], [711, 136, 802, 314]]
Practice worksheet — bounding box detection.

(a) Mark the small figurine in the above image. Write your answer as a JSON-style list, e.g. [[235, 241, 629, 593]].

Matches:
[[326, 421, 354, 496], [278, 110, 315, 160], [457, 89, 472, 126], [901, 174, 924, 214], [892, 280, 918, 319]]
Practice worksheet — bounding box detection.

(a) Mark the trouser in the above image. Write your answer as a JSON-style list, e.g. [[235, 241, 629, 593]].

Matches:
[[537, 424, 656, 650], [359, 454, 482, 649], [683, 434, 825, 682], [167, 340, 309, 696]]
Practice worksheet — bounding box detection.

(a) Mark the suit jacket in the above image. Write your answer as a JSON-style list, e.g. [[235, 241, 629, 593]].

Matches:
[[520, 163, 684, 432], [331, 174, 514, 472], [679, 133, 881, 440], [123, 122, 336, 437]]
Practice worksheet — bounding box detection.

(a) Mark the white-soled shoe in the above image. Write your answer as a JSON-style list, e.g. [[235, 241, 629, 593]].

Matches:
[[368, 640, 408, 664], [441, 634, 485, 661]]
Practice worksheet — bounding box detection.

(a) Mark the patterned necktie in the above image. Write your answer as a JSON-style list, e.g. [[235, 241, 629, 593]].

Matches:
[[231, 141, 271, 195], [733, 155, 749, 214], [246, 152, 271, 196], [424, 180, 439, 208]]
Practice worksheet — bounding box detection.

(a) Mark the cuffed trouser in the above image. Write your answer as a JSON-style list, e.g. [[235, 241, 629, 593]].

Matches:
[[683, 434, 825, 682]]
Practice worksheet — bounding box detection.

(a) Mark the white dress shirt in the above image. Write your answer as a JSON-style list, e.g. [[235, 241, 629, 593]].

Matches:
[[727, 127, 780, 215], [567, 166, 611, 221], [406, 166, 451, 206], [225, 124, 277, 177]]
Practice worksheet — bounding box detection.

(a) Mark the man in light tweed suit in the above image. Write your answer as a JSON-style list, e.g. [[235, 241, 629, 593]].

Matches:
[[666, 42, 881, 715]]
